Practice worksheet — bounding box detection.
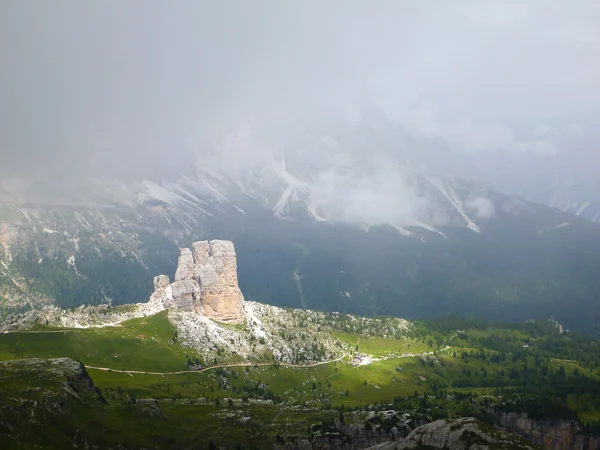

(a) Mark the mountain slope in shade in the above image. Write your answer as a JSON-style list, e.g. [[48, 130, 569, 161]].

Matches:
[[0, 108, 508, 236], [1, 113, 600, 334], [531, 180, 600, 225]]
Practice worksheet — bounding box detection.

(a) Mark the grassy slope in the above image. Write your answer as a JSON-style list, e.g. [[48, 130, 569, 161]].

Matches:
[[2, 312, 600, 447], [1, 312, 597, 405], [0, 311, 203, 371]]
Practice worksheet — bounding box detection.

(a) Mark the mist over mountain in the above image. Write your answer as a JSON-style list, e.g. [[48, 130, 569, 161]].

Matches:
[[0, 107, 525, 234], [1, 0, 600, 335], [5, 4, 600, 449], [2, 108, 600, 334], [1, 1, 599, 221]]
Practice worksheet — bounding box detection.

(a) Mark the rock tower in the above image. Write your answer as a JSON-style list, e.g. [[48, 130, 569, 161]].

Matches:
[[148, 240, 245, 323]]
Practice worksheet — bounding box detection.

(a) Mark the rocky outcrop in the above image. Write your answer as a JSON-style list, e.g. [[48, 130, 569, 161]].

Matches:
[[150, 240, 245, 324], [174, 248, 195, 281], [277, 417, 538, 450], [149, 274, 173, 308], [193, 240, 245, 323], [0, 358, 103, 449], [0, 303, 144, 331], [0, 357, 98, 413], [370, 417, 538, 450], [494, 411, 600, 450]]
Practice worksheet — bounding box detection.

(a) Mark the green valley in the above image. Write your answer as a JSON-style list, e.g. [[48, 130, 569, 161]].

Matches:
[[2, 308, 600, 448]]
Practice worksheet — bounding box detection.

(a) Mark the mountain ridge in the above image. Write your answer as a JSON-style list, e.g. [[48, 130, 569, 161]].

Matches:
[[2, 237, 600, 448], [2, 113, 600, 334]]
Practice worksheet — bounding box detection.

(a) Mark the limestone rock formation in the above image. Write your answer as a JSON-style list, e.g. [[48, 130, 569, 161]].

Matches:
[[154, 274, 170, 290], [172, 279, 200, 313], [150, 240, 245, 323], [146, 274, 173, 313], [193, 240, 245, 323], [371, 417, 538, 450], [174, 248, 195, 281]]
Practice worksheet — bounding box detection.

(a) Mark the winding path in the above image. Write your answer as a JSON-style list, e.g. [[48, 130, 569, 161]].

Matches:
[[85, 352, 350, 376], [2, 329, 74, 334]]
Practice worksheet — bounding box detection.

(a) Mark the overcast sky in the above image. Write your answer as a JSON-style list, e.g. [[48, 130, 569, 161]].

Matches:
[[1, 0, 598, 180]]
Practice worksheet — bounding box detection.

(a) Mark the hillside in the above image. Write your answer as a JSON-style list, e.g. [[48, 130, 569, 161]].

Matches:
[[1, 234, 598, 448], [3, 112, 600, 335], [3, 306, 600, 448], [2, 191, 600, 335]]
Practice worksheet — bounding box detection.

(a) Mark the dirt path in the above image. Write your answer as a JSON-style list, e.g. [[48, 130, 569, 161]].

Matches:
[[86, 352, 350, 376], [2, 330, 71, 334], [2, 325, 122, 334]]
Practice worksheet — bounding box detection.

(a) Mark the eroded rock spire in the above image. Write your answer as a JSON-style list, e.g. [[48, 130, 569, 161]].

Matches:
[[149, 240, 245, 323]]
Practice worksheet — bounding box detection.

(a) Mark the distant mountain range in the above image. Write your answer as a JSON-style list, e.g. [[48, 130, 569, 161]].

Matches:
[[1, 111, 600, 334]]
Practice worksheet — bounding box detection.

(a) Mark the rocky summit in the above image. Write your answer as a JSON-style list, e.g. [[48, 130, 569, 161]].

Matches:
[[149, 240, 245, 324]]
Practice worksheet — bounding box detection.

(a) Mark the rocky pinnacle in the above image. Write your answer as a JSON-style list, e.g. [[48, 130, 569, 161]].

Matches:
[[149, 240, 245, 324]]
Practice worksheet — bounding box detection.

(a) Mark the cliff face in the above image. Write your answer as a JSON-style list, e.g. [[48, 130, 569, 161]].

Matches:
[[494, 411, 600, 450], [373, 417, 537, 450], [150, 240, 245, 324], [276, 417, 538, 450], [0, 357, 98, 423]]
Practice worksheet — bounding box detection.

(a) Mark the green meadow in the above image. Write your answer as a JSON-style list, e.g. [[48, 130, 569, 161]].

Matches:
[[2, 312, 600, 447]]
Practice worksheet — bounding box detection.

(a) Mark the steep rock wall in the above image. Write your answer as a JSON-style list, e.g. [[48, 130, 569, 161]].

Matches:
[[150, 240, 245, 323], [494, 411, 600, 450]]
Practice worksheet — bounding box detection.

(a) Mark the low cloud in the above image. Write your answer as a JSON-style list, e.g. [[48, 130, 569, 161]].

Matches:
[[0, 0, 598, 221], [310, 157, 433, 228], [397, 109, 565, 156], [466, 197, 496, 220]]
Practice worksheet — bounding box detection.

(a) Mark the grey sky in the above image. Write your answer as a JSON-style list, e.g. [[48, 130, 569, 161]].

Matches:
[[0, 0, 598, 180]]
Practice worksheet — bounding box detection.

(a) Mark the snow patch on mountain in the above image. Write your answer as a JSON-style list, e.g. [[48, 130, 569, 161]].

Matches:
[[576, 201, 591, 216], [163, 180, 208, 206], [138, 180, 188, 206], [427, 176, 480, 232], [272, 162, 312, 218], [539, 222, 570, 235], [0, 111, 538, 235], [414, 221, 447, 238]]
